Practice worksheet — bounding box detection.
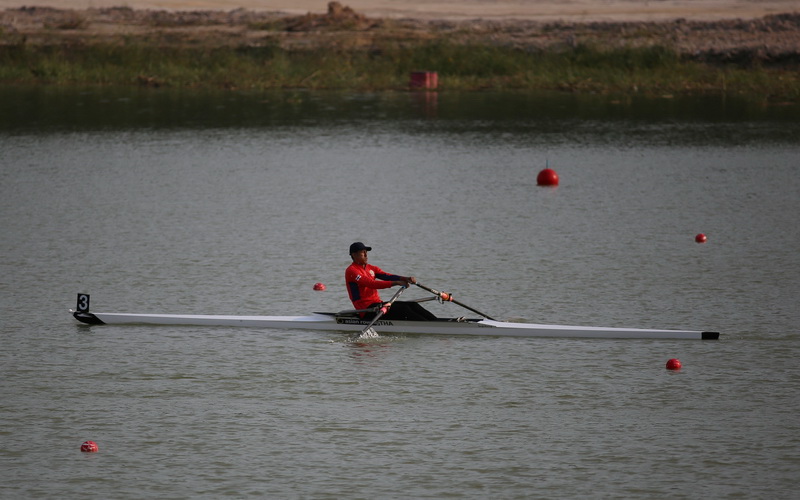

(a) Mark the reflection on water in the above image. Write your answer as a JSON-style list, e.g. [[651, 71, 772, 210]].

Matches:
[[2, 86, 799, 145], [346, 340, 394, 361]]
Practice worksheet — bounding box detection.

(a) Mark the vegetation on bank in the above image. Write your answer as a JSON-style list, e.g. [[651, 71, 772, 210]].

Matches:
[[0, 41, 797, 100]]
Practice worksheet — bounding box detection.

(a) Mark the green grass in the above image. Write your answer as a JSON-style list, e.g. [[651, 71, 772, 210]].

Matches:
[[0, 41, 797, 100]]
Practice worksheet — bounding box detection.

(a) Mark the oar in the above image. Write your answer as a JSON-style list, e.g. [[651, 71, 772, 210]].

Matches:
[[414, 282, 497, 321], [351, 283, 409, 340]]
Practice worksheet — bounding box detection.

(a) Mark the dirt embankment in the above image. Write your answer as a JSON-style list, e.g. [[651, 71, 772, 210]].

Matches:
[[2, 2, 799, 65]]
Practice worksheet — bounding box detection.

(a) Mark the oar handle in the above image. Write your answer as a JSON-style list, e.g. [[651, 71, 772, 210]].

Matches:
[[415, 282, 497, 321], [384, 283, 409, 307]]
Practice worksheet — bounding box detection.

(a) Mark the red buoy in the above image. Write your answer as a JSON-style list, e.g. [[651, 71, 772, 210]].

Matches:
[[695, 233, 707, 243], [80, 440, 99, 453], [537, 168, 559, 186], [665, 359, 682, 370], [313, 283, 326, 291]]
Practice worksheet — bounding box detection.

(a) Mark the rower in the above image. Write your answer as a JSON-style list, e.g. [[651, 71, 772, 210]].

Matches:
[[345, 242, 437, 321]]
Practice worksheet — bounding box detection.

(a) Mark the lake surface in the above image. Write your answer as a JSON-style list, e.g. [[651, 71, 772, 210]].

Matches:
[[1, 87, 798, 498]]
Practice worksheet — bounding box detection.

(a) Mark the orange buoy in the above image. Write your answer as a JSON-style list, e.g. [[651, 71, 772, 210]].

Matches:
[[313, 283, 326, 291], [537, 168, 559, 186], [695, 233, 707, 243], [665, 359, 682, 370], [80, 440, 99, 453]]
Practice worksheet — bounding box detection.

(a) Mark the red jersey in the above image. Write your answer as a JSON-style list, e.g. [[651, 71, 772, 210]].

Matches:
[[345, 262, 403, 310]]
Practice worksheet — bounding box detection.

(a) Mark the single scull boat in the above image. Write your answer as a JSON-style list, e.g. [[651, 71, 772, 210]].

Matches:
[[70, 294, 719, 340]]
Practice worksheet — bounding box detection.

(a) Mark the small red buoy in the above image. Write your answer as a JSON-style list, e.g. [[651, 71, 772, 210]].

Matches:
[[665, 359, 682, 370], [313, 283, 326, 291], [80, 440, 99, 453], [695, 233, 707, 243], [537, 168, 559, 186]]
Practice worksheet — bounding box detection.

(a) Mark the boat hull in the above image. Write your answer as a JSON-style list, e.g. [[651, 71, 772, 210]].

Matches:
[[71, 310, 719, 340]]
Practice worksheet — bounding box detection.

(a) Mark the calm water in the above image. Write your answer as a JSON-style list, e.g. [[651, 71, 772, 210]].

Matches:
[[1, 88, 799, 498]]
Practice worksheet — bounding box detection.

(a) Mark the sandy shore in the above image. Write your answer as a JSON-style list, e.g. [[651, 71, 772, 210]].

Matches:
[[2, 1, 798, 95], [0, 0, 797, 22], [2, 1, 798, 67]]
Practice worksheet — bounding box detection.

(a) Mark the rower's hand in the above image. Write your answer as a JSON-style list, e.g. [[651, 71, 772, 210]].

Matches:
[[405, 277, 417, 285]]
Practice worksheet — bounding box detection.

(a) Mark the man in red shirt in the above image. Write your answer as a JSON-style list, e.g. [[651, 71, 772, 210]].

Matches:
[[345, 242, 436, 321]]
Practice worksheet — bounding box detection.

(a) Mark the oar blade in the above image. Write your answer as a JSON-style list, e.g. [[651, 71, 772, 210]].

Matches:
[[359, 327, 379, 339]]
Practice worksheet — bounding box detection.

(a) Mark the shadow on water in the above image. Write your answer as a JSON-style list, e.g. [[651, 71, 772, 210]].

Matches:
[[2, 86, 799, 146]]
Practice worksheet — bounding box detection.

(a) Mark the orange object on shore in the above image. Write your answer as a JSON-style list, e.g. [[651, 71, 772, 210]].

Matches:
[[410, 71, 438, 90]]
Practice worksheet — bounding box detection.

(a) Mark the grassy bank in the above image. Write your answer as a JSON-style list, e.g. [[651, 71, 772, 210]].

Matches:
[[1, 41, 797, 100]]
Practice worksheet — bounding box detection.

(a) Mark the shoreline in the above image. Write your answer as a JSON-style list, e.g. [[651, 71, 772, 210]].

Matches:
[[3, 3, 798, 59], [1, 3, 798, 98], [1, 0, 797, 22]]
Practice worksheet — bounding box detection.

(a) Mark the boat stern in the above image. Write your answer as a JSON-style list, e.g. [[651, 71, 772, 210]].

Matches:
[[72, 309, 105, 325], [71, 293, 105, 324]]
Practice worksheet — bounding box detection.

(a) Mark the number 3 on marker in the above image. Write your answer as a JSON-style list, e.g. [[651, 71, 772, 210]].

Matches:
[[76, 294, 90, 312]]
